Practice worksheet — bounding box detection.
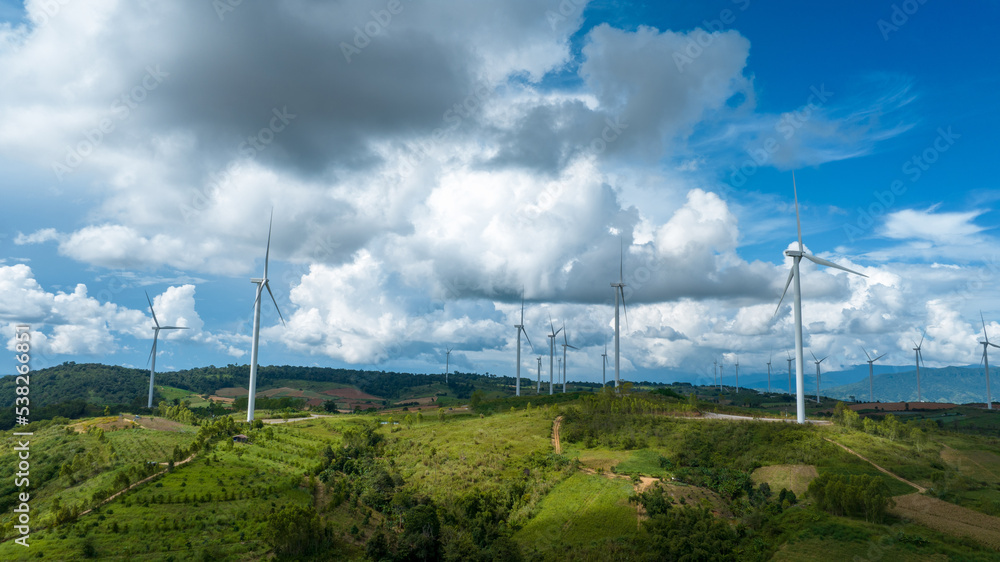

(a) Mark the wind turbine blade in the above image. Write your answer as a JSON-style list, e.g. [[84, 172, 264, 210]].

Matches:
[[810, 351, 817, 362], [792, 171, 803, 253], [562, 326, 568, 345], [619, 236, 624, 283], [146, 332, 158, 366], [774, 268, 794, 318], [990, 342, 1000, 350], [874, 353, 887, 361], [919, 330, 926, 348], [911, 340, 919, 349], [145, 291, 160, 328], [981, 348, 987, 367], [549, 313, 555, 336], [264, 209, 274, 279], [862, 347, 872, 362], [982, 311, 990, 343], [620, 286, 629, 331], [820, 356, 828, 363], [520, 290, 525, 325], [160, 326, 189, 330], [264, 281, 286, 326], [802, 253, 868, 277], [521, 327, 533, 351]]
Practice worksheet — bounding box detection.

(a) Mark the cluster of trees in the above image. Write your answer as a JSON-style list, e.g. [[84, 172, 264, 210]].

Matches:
[[808, 473, 895, 523], [833, 403, 908, 441]]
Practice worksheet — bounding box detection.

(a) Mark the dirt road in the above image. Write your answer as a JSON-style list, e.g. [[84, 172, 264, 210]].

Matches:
[[552, 416, 562, 454], [823, 437, 925, 493]]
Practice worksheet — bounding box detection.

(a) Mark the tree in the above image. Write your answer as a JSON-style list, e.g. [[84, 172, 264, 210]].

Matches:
[[263, 505, 334, 557]]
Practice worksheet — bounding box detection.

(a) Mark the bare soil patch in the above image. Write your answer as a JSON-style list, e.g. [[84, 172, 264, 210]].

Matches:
[[751, 464, 818, 496], [893, 493, 1000, 550], [215, 387, 249, 397], [321, 387, 382, 400]]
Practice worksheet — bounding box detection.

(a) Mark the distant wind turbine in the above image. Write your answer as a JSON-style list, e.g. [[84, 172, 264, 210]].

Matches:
[[862, 347, 887, 403], [713, 359, 718, 390], [247, 211, 286, 423], [144, 291, 188, 408], [810, 351, 827, 404], [561, 326, 578, 393], [912, 330, 926, 403], [610, 238, 628, 389], [766, 352, 772, 393], [513, 290, 533, 397], [445, 347, 452, 383], [601, 343, 609, 387], [786, 351, 793, 394], [719, 362, 724, 391], [547, 316, 563, 395], [979, 312, 996, 410], [536, 356, 542, 393], [735, 355, 740, 393], [775, 173, 868, 423]]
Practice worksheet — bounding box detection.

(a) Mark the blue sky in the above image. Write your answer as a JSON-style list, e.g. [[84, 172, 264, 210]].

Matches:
[[1, 0, 998, 391]]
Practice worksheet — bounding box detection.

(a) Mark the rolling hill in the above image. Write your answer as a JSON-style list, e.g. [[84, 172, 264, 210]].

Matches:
[[825, 366, 994, 404]]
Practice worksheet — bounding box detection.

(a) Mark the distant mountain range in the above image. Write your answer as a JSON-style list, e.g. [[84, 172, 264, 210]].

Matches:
[[714, 364, 993, 405]]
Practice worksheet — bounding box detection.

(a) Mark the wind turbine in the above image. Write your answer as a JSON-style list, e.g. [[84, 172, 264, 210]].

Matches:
[[513, 290, 533, 397], [537, 356, 543, 393], [862, 347, 887, 403], [247, 211, 286, 423], [734, 355, 740, 393], [766, 352, 772, 393], [912, 331, 926, 403], [719, 362, 724, 391], [979, 312, 996, 410], [601, 343, 609, 387], [561, 326, 578, 393], [445, 347, 452, 383], [775, 172, 868, 423], [144, 291, 188, 408], [810, 352, 827, 404], [713, 359, 718, 390], [610, 238, 629, 389], [547, 316, 563, 395], [786, 352, 793, 394]]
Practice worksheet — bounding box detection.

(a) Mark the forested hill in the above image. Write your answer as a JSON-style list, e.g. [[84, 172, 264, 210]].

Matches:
[[824, 366, 993, 404], [0, 362, 508, 412]]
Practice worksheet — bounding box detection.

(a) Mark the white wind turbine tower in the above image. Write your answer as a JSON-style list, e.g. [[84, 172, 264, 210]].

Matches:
[[513, 290, 533, 397], [862, 347, 887, 403], [719, 362, 724, 390], [561, 325, 578, 393], [601, 343, 609, 387], [247, 212, 286, 423], [775, 173, 868, 423], [547, 316, 563, 395], [610, 238, 628, 389], [912, 330, 926, 403], [144, 291, 188, 408], [810, 351, 827, 404], [979, 312, 996, 410], [445, 347, 452, 384], [713, 359, 718, 390]]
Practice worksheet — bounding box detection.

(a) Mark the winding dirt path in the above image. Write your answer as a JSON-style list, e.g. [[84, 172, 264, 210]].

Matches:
[[823, 438, 925, 493], [552, 416, 562, 454]]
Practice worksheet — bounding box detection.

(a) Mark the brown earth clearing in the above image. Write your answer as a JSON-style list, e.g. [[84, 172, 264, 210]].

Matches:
[[892, 493, 1000, 550], [320, 387, 382, 400], [751, 464, 819, 496]]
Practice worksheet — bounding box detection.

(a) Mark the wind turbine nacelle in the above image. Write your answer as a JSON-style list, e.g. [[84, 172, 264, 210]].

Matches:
[[784, 250, 803, 258], [251, 278, 264, 283]]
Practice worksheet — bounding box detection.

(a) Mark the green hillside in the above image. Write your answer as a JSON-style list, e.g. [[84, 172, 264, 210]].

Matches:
[[825, 366, 995, 405], [0, 388, 998, 560]]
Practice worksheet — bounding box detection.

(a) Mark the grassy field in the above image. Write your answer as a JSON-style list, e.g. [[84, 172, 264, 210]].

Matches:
[[514, 472, 637, 556], [751, 464, 818, 496]]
